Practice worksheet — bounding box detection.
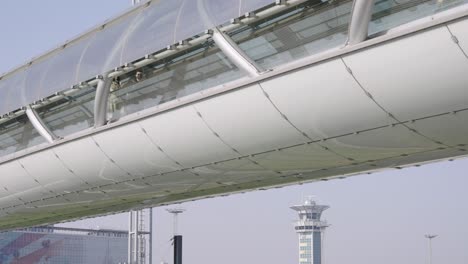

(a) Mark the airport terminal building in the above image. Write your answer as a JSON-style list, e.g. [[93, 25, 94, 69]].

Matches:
[[0, 226, 127, 264]]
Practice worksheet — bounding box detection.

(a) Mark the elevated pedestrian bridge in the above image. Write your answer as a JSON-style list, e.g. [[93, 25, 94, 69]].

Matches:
[[0, 0, 468, 230]]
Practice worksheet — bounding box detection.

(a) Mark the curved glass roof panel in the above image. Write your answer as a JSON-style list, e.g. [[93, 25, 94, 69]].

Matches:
[[0, 78, 11, 115], [122, 0, 184, 64], [201, 0, 241, 27], [24, 58, 52, 106], [240, 0, 275, 14], [41, 37, 93, 99], [0, 0, 275, 116], [0, 70, 26, 115], [76, 12, 141, 82], [173, 0, 210, 43]]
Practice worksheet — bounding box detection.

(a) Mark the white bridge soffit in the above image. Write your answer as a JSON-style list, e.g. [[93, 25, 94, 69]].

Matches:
[[0, 0, 467, 230]]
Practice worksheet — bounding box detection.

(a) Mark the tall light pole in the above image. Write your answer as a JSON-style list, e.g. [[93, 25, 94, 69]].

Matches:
[[167, 208, 185, 264], [425, 234, 438, 264]]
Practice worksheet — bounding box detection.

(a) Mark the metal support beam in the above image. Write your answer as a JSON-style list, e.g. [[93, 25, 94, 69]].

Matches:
[[25, 105, 58, 144], [211, 28, 264, 77], [94, 76, 111, 128], [347, 0, 375, 45]]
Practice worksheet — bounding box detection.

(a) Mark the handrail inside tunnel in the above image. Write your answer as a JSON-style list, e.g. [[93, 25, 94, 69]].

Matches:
[[0, 0, 468, 229]]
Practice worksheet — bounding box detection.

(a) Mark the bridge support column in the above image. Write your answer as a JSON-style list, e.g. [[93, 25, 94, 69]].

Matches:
[[347, 0, 375, 45], [211, 28, 264, 77], [25, 105, 58, 144], [94, 75, 111, 128]]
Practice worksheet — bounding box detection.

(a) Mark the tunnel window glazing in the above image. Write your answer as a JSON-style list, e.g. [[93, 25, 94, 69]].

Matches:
[[0, 115, 46, 158], [369, 0, 468, 35], [231, 0, 352, 70], [107, 42, 246, 121], [36, 85, 96, 139]]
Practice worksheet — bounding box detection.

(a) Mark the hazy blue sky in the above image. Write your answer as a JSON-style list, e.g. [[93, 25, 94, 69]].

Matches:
[[0, 1, 467, 264]]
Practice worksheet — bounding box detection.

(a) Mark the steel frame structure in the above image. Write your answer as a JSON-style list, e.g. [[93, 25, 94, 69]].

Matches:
[[0, 0, 375, 134]]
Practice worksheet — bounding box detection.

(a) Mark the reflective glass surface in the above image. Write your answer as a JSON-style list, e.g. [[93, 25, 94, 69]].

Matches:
[[240, 0, 274, 14], [41, 38, 93, 99], [369, 0, 468, 35], [122, 0, 184, 64], [0, 70, 27, 115], [108, 44, 246, 120], [175, 0, 210, 42], [38, 86, 96, 138], [233, 0, 352, 69], [24, 58, 52, 106], [0, 115, 45, 158], [201, 0, 241, 27], [76, 12, 141, 82]]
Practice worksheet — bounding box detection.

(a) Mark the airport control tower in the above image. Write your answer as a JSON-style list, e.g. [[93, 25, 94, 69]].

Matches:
[[291, 198, 329, 264]]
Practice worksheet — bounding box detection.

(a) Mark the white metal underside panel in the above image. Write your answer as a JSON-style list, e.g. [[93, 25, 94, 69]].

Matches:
[[92, 123, 180, 177], [139, 106, 238, 168], [19, 197, 69, 213], [405, 110, 468, 147], [0, 161, 49, 202], [19, 150, 86, 194], [61, 190, 108, 205], [97, 182, 162, 199], [343, 26, 468, 121], [139, 170, 203, 187], [448, 18, 468, 55], [259, 59, 393, 139], [0, 196, 21, 209], [192, 157, 275, 184], [320, 124, 440, 162], [250, 143, 352, 174], [53, 138, 129, 186], [98, 179, 196, 201], [194, 84, 308, 155], [369, 147, 467, 169]]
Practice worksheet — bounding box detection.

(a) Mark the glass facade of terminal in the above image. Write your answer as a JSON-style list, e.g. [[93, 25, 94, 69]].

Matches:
[[0, 229, 127, 264]]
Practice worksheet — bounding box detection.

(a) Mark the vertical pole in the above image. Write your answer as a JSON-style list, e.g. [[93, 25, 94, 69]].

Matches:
[[429, 239, 433, 264], [425, 235, 437, 264], [167, 209, 185, 264], [134, 212, 139, 264], [149, 208, 153, 264], [173, 213, 178, 236], [128, 212, 133, 264], [173, 235, 183, 264], [322, 230, 325, 264]]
